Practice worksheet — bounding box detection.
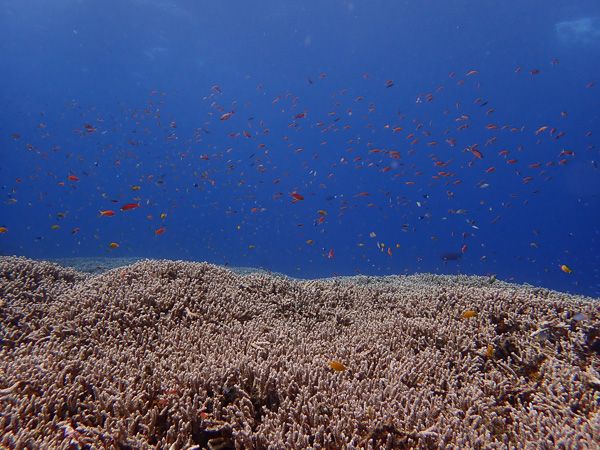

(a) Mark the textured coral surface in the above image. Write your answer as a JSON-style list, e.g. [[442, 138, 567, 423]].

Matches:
[[0, 256, 598, 449]]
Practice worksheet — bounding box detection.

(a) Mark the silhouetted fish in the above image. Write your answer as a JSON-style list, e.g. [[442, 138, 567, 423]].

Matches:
[[441, 252, 462, 261]]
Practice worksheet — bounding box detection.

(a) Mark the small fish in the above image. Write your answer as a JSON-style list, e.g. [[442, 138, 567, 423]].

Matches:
[[470, 148, 483, 159], [220, 110, 235, 121], [461, 310, 477, 319], [68, 175, 79, 182], [99, 210, 115, 217], [560, 264, 572, 274], [441, 252, 461, 261], [0, 227, 7, 233], [328, 361, 346, 372], [155, 228, 166, 235], [317, 210, 327, 216], [109, 243, 119, 249], [291, 193, 304, 201], [50, 225, 59, 230], [120, 203, 140, 211], [327, 249, 334, 259], [572, 313, 589, 322]]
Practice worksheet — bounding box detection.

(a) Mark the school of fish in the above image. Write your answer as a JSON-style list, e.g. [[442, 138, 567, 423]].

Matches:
[[1, 63, 595, 289]]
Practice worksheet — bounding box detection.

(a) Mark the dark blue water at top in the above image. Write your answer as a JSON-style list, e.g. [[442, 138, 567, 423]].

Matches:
[[1, 0, 599, 298]]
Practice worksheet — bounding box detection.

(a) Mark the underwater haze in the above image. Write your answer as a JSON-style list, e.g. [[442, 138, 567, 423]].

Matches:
[[1, 0, 599, 297]]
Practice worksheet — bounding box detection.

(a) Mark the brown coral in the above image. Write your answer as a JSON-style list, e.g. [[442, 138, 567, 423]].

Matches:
[[0, 256, 598, 449]]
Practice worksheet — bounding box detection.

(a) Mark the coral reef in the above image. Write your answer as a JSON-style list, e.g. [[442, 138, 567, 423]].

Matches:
[[0, 256, 598, 449]]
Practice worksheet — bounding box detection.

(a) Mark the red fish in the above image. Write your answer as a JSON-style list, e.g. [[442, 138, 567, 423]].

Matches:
[[120, 203, 140, 211], [470, 148, 483, 159], [99, 210, 115, 217], [327, 249, 334, 259], [155, 228, 165, 235], [291, 193, 304, 201], [68, 175, 79, 182]]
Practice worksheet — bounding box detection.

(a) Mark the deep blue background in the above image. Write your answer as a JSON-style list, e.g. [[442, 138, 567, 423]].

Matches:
[[1, 0, 599, 297]]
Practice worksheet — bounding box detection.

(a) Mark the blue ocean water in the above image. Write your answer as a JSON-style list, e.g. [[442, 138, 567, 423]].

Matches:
[[1, 1, 599, 297]]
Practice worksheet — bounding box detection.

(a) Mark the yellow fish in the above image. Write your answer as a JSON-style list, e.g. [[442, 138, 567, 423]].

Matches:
[[560, 264, 572, 274], [461, 310, 477, 319], [109, 243, 119, 249]]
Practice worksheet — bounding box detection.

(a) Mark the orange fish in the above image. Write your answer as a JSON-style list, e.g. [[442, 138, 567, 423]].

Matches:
[[120, 203, 140, 211], [291, 193, 304, 201], [68, 175, 79, 182], [99, 210, 115, 217], [155, 228, 166, 235], [220, 111, 234, 121], [328, 361, 345, 371]]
